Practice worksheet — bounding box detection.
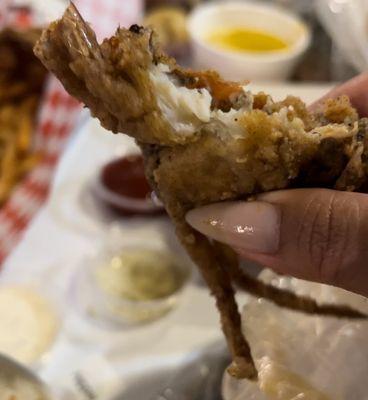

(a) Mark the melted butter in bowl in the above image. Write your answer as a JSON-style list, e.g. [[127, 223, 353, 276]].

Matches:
[[94, 248, 190, 324], [207, 28, 289, 54], [188, 2, 311, 81]]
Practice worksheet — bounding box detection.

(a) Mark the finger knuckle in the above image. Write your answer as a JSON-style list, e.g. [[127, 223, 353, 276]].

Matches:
[[297, 192, 356, 284]]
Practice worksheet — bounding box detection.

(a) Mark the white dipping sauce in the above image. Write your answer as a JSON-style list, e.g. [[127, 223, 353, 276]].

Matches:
[[0, 287, 58, 364]]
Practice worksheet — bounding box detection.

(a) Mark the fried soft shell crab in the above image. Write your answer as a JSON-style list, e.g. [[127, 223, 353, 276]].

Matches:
[[34, 4, 368, 380]]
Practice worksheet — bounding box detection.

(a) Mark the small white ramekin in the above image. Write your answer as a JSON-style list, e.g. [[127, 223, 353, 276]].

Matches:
[[0, 354, 52, 399], [187, 1, 311, 82]]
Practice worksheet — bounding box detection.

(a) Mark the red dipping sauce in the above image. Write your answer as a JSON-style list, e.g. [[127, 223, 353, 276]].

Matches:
[[102, 155, 151, 199], [96, 154, 164, 216]]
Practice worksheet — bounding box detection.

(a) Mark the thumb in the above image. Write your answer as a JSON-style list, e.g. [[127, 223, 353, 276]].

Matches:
[[186, 189, 368, 297]]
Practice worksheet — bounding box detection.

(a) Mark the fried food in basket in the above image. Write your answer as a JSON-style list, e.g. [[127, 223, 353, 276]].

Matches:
[[34, 4, 368, 381], [0, 28, 46, 204]]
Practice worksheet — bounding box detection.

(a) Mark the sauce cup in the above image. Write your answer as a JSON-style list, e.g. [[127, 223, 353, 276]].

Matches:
[[188, 1, 311, 81], [92, 154, 165, 216], [73, 239, 192, 327], [0, 354, 52, 399]]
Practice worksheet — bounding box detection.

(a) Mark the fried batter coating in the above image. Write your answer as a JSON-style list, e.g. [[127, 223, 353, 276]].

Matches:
[[0, 28, 45, 204], [34, 4, 368, 381]]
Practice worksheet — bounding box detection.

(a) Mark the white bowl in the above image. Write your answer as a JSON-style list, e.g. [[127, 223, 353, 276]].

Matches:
[[92, 171, 164, 216], [71, 234, 192, 327], [187, 1, 311, 82]]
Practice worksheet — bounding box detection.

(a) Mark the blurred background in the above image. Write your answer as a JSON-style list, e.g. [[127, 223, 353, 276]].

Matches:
[[143, 0, 363, 82], [0, 0, 368, 399]]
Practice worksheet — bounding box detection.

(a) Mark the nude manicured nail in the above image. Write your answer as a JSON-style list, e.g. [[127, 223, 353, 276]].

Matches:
[[186, 201, 280, 254]]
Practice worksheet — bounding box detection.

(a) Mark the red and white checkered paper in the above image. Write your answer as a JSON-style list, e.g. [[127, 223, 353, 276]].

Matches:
[[0, 0, 143, 263]]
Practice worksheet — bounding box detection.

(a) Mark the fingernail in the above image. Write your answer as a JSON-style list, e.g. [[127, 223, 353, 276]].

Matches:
[[186, 201, 280, 254]]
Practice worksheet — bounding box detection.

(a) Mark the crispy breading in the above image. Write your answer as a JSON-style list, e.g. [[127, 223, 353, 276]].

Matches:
[[34, 4, 368, 381]]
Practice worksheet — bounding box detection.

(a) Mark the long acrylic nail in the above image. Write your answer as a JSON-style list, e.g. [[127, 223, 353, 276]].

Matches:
[[186, 201, 280, 254]]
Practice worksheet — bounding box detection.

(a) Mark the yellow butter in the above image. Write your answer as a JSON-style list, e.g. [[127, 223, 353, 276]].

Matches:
[[207, 27, 288, 53]]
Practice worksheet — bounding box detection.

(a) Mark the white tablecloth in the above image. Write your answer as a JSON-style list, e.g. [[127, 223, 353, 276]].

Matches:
[[0, 84, 333, 397]]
